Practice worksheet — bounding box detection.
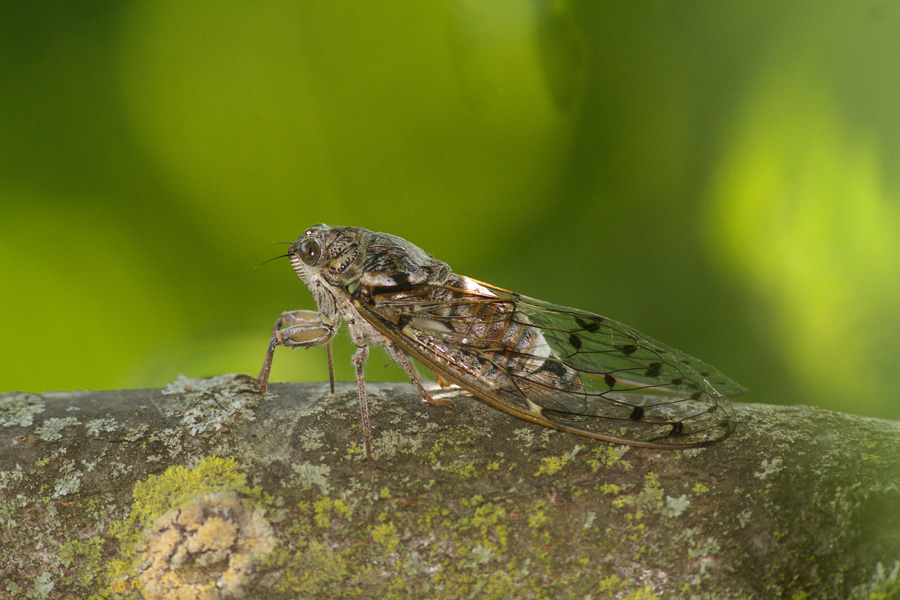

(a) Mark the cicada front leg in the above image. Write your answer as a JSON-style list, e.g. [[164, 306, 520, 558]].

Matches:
[[256, 309, 337, 394]]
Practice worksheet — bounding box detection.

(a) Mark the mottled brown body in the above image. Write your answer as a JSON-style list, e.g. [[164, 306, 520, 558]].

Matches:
[[256, 225, 743, 459], [371, 277, 581, 397]]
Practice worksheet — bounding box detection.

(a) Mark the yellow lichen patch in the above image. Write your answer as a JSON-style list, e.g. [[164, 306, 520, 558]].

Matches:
[[312, 496, 349, 529], [467, 501, 509, 549], [534, 455, 568, 476], [621, 585, 661, 600], [600, 483, 620, 495], [372, 522, 400, 552], [528, 510, 548, 528], [138, 492, 274, 599], [103, 456, 274, 599], [445, 460, 477, 479], [587, 444, 630, 472], [127, 457, 253, 535]]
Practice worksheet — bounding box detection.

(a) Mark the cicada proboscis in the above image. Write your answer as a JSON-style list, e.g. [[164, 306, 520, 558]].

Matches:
[[255, 225, 744, 459]]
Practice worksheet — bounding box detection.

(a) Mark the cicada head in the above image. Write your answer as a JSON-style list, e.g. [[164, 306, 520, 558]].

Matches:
[[288, 224, 369, 312]]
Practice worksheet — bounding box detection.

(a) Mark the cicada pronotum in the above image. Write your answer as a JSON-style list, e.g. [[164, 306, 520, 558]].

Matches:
[[255, 225, 744, 459]]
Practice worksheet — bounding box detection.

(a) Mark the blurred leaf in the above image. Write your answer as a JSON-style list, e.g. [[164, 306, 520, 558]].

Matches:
[[0, 194, 188, 391], [707, 61, 900, 418], [535, 0, 585, 112], [119, 0, 567, 260]]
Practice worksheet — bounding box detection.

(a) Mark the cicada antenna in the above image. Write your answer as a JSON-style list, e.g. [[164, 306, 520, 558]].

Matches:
[[253, 241, 295, 268]]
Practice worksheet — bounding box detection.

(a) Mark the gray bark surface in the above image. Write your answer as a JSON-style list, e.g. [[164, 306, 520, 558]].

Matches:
[[1, 375, 898, 599]]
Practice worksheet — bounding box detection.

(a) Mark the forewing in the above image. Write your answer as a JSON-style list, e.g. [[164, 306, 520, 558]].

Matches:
[[357, 280, 740, 448], [509, 289, 741, 445]]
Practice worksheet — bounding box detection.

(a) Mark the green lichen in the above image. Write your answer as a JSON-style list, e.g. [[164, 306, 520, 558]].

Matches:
[[161, 374, 259, 436], [534, 455, 568, 476], [51, 463, 83, 498], [621, 586, 662, 600], [0, 393, 45, 428], [372, 521, 400, 552], [461, 498, 509, 549], [291, 461, 333, 496], [528, 509, 548, 528], [445, 460, 477, 478], [84, 418, 119, 437], [30, 572, 54, 599], [374, 428, 424, 459], [125, 456, 253, 532], [312, 496, 349, 528], [587, 443, 631, 471], [3, 381, 895, 598], [275, 540, 349, 596], [665, 493, 691, 517], [58, 537, 104, 587], [34, 417, 80, 441], [600, 482, 621, 495], [298, 427, 325, 451]]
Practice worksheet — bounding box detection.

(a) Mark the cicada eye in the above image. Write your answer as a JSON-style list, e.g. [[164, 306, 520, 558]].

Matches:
[[298, 238, 322, 266]]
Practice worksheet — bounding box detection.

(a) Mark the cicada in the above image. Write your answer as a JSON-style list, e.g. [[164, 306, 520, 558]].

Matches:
[[255, 224, 744, 459]]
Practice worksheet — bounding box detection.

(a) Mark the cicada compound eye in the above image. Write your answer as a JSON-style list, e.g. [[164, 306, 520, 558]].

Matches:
[[298, 238, 322, 266]]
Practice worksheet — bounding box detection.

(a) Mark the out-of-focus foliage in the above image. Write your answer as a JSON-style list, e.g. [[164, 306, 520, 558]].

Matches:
[[708, 66, 900, 421], [2, 2, 899, 420]]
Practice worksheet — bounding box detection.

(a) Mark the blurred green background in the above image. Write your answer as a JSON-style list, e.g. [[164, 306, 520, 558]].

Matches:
[[2, 2, 899, 421]]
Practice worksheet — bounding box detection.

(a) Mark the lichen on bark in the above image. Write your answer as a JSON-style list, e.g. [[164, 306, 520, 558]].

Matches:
[[0, 376, 898, 599]]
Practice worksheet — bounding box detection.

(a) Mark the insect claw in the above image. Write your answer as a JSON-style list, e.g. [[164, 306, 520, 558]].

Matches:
[[237, 374, 266, 394], [425, 395, 454, 408], [231, 373, 257, 383], [409, 372, 453, 406], [229, 373, 268, 395]]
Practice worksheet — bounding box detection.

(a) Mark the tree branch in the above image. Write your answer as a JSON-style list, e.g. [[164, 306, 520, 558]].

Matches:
[[1, 376, 898, 599]]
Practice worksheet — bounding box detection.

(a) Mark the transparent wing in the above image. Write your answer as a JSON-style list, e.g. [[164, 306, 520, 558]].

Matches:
[[356, 279, 741, 448]]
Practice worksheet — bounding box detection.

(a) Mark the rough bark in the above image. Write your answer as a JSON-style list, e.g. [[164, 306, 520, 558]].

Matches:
[[0, 375, 898, 600]]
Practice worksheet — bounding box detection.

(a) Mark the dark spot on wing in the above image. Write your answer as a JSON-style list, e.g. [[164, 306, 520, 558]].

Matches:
[[574, 315, 603, 333], [604, 373, 616, 389], [618, 344, 638, 356], [536, 358, 570, 379], [646, 362, 662, 378], [568, 333, 582, 351], [630, 406, 644, 421], [670, 422, 684, 436]]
